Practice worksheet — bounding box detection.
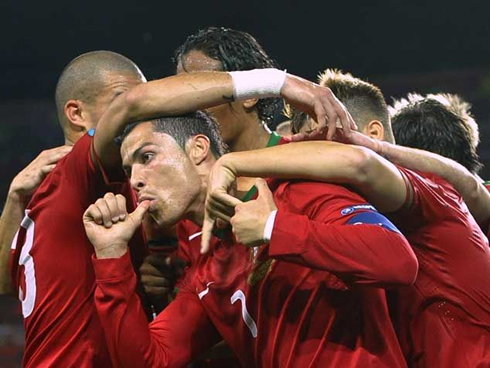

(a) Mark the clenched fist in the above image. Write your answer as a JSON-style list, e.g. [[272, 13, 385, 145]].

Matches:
[[83, 192, 149, 259]]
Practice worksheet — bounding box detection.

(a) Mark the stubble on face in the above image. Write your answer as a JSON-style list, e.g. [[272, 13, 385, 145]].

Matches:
[[121, 123, 203, 227]]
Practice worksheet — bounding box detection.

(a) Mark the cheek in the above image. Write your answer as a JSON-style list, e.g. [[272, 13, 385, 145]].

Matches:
[[206, 105, 239, 141]]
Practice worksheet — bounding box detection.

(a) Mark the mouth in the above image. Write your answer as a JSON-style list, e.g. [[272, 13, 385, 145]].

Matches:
[[137, 195, 155, 205]]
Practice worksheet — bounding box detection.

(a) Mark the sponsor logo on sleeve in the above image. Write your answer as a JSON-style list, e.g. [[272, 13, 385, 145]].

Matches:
[[341, 204, 376, 216]]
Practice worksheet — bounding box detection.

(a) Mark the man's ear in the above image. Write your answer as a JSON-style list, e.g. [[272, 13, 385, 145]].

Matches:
[[242, 98, 259, 111], [186, 134, 211, 165], [64, 100, 91, 132], [363, 120, 385, 141]]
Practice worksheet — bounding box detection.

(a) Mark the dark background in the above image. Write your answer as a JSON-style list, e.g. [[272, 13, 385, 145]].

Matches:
[[1, 0, 489, 365]]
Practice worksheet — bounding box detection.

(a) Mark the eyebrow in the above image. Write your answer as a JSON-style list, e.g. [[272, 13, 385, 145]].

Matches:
[[122, 142, 154, 173]]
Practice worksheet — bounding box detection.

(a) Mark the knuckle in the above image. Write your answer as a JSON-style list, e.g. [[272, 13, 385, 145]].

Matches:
[[104, 192, 115, 199]]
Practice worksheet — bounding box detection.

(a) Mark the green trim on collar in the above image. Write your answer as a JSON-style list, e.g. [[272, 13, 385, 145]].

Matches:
[[241, 132, 282, 202]]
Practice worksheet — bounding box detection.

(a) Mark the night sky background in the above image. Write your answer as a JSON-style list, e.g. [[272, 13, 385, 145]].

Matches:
[[0, 0, 489, 364]]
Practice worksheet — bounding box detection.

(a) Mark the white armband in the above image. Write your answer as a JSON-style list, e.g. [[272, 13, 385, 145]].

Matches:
[[229, 69, 287, 100], [263, 210, 278, 243]]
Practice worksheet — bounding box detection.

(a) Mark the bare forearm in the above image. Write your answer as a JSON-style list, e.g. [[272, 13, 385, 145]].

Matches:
[[0, 192, 27, 294], [219, 141, 407, 212], [380, 142, 490, 224], [94, 72, 234, 168]]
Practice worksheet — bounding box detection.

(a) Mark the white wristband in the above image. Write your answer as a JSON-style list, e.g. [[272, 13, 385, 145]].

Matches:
[[263, 210, 278, 243], [229, 69, 287, 100]]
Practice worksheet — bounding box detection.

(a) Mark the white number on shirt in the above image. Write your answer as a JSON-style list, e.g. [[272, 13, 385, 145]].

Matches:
[[11, 211, 37, 318], [231, 290, 258, 338]]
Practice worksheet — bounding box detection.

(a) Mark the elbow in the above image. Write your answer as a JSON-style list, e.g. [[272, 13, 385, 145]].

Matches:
[[346, 146, 378, 187]]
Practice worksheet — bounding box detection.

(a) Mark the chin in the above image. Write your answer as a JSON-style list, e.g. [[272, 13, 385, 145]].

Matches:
[[152, 212, 180, 228]]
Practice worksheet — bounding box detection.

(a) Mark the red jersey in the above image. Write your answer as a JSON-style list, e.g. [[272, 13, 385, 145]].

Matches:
[[485, 181, 490, 237], [388, 168, 490, 368], [9, 133, 147, 367], [93, 180, 418, 367]]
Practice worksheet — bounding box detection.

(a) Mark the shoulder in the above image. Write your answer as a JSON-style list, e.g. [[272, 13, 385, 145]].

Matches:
[[397, 165, 460, 202], [273, 179, 369, 219], [275, 180, 365, 203]]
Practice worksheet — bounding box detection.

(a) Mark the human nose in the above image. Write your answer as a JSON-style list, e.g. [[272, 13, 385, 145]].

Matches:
[[130, 166, 146, 192]]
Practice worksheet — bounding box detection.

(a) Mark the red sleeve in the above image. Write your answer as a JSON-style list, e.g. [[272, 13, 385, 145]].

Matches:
[[485, 183, 490, 237], [390, 166, 456, 230], [64, 133, 128, 205], [93, 250, 220, 367], [268, 182, 418, 286]]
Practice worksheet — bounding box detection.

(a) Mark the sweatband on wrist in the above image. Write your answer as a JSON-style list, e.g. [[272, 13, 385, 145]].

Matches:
[[229, 69, 287, 100], [263, 210, 278, 243]]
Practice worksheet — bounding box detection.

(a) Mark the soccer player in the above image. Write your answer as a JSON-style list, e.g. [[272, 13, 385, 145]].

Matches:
[[0, 146, 71, 295], [226, 69, 490, 367], [83, 109, 417, 367], [388, 92, 489, 232], [139, 26, 356, 307], [7, 51, 148, 367]]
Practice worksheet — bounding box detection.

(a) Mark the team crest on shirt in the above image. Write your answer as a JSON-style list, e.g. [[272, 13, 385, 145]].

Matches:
[[341, 204, 376, 216]]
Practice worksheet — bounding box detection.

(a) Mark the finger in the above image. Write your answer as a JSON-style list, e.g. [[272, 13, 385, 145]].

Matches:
[[95, 198, 113, 228], [207, 198, 235, 217], [84, 204, 104, 226], [143, 286, 173, 297], [143, 253, 168, 269], [42, 146, 73, 164], [207, 206, 232, 223], [201, 213, 215, 254], [129, 200, 150, 225], [321, 98, 338, 141], [40, 164, 56, 176], [115, 194, 127, 220], [334, 104, 352, 138], [255, 178, 272, 198], [141, 274, 173, 288], [290, 132, 308, 142], [313, 101, 328, 134], [140, 261, 165, 277], [209, 191, 242, 208], [103, 193, 124, 223]]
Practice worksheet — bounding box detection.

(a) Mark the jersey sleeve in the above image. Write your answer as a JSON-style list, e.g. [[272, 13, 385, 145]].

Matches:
[[63, 133, 128, 205], [390, 166, 456, 230], [268, 181, 418, 287], [93, 250, 220, 368]]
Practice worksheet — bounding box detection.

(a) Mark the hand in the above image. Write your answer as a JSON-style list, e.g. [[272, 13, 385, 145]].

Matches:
[[201, 158, 242, 254], [9, 145, 72, 202], [83, 193, 149, 258], [333, 129, 383, 153], [230, 178, 277, 247], [281, 74, 357, 140], [140, 254, 187, 312]]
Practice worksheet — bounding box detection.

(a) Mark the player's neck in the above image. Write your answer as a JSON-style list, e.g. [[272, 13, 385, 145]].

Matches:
[[229, 120, 271, 153]]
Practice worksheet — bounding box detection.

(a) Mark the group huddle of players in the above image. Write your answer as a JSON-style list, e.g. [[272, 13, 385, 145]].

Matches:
[[0, 26, 489, 368]]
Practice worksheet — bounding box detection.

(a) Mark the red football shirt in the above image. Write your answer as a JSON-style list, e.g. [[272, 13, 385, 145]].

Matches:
[[388, 168, 490, 368], [485, 181, 490, 237], [9, 133, 147, 367], [93, 180, 417, 368]]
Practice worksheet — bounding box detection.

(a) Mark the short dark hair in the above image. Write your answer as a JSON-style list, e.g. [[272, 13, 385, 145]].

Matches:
[[118, 111, 227, 158], [317, 69, 395, 143], [174, 26, 282, 124], [284, 104, 309, 134], [55, 51, 143, 130], [390, 93, 482, 174]]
